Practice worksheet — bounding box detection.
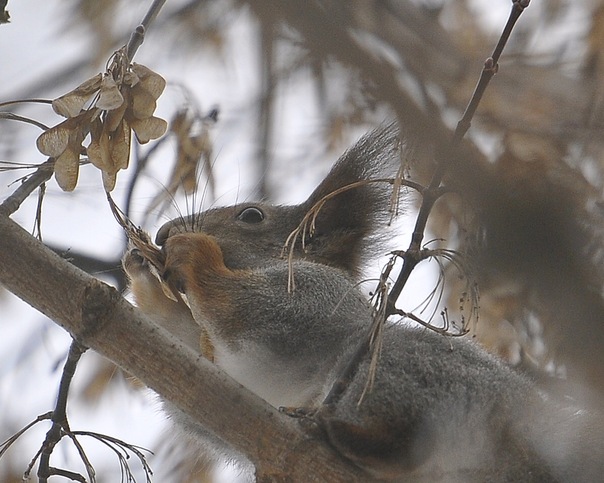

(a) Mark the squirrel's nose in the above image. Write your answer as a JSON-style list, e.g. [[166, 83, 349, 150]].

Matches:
[[156, 220, 186, 245], [155, 222, 172, 246], [155, 217, 195, 245]]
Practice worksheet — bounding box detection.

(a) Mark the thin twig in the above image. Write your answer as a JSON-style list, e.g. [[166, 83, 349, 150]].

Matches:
[[0, 412, 53, 458], [0, 159, 54, 217], [0, 98, 53, 108], [38, 339, 89, 483], [0, 112, 50, 130], [126, 0, 167, 61], [0, 339, 152, 482], [323, 1, 530, 410], [386, 0, 531, 314], [71, 431, 153, 483], [33, 182, 46, 241]]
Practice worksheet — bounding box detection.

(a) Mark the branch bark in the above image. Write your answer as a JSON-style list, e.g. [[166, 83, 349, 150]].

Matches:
[[0, 213, 366, 481]]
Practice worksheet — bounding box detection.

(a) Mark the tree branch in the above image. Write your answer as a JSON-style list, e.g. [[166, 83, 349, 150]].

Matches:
[[38, 340, 90, 483], [126, 0, 167, 61], [0, 212, 367, 481], [386, 0, 531, 312], [0, 160, 53, 217]]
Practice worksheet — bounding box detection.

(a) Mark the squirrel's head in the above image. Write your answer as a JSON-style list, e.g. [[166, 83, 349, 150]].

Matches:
[[156, 124, 402, 278]]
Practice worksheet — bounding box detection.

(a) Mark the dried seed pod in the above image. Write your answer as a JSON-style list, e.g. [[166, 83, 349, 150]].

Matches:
[[36, 119, 73, 157], [131, 63, 166, 100], [105, 87, 130, 132], [96, 74, 125, 111], [40, 58, 167, 192], [52, 74, 103, 118], [87, 118, 112, 172], [37, 112, 94, 158], [102, 170, 118, 192], [130, 116, 167, 144], [54, 145, 80, 191], [130, 86, 157, 120], [107, 193, 180, 301], [53, 126, 87, 191], [110, 119, 132, 171]]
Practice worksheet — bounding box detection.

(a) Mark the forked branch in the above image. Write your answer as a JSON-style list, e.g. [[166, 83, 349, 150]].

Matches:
[[323, 0, 530, 410], [385, 0, 531, 315]]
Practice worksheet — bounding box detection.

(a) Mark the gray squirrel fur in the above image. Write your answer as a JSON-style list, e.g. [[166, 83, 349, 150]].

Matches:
[[123, 124, 603, 482]]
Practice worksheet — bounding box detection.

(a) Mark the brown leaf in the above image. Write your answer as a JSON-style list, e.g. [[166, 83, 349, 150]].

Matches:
[[52, 73, 102, 118], [130, 116, 167, 144]]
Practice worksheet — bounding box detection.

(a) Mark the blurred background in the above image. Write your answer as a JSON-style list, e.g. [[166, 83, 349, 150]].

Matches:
[[2, 0, 604, 481]]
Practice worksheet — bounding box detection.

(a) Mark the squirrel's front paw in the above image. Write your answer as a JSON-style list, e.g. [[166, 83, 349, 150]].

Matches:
[[162, 233, 232, 296], [122, 247, 152, 277], [160, 233, 237, 324], [123, 245, 185, 306]]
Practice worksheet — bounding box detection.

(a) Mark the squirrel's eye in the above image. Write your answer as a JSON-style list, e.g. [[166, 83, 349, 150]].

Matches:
[[237, 207, 265, 224]]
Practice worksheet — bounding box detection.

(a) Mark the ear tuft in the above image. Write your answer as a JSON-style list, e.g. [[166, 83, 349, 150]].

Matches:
[[302, 123, 402, 275]]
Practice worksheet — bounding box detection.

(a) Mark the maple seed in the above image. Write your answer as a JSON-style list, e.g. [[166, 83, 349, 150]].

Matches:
[[110, 120, 132, 171], [130, 87, 157, 120], [52, 74, 103, 118], [144, 107, 217, 216], [39, 56, 167, 192], [54, 127, 87, 191], [54, 146, 80, 192], [131, 63, 166, 99], [130, 116, 168, 144], [36, 121, 72, 157], [105, 88, 130, 132], [88, 118, 112, 172], [96, 75, 125, 111]]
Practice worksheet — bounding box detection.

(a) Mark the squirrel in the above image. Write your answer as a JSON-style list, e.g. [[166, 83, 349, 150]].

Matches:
[[123, 124, 604, 482]]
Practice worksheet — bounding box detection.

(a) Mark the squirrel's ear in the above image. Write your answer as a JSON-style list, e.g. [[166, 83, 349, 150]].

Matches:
[[301, 123, 401, 275]]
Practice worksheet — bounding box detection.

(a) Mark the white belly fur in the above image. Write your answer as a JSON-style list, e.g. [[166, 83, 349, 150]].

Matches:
[[213, 340, 325, 408]]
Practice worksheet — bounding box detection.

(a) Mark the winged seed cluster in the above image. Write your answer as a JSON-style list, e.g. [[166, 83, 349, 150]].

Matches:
[[36, 49, 167, 191]]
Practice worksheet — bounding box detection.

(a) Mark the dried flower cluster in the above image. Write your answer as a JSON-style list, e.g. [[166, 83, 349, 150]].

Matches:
[[36, 49, 167, 191], [143, 107, 217, 217], [169, 108, 215, 195]]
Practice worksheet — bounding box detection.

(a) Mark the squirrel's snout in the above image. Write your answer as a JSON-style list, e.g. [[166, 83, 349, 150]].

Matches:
[[155, 222, 173, 246], [156, 219, 193, 246]]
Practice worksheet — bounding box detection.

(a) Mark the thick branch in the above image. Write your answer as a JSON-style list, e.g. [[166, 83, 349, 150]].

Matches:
[[0, 213, 365, 481]]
